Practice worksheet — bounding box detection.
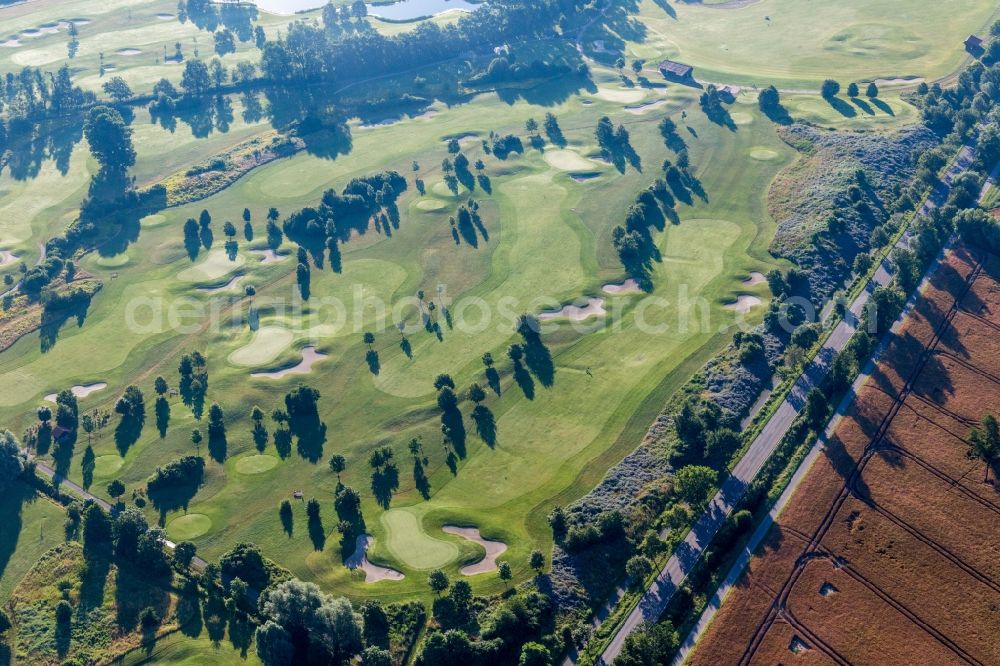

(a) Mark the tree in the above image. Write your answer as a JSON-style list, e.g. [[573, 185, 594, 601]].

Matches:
[[968, 414, 1000, 482], [616, 621, 679, 666], [107, 479, 126, 502], [804, 388, 829, 429], [631, 59, 643, 75], [102, 76, 133, 103], [256, 620, 295, 666], [428, 569, 450, 595], [467, 383, 486, 404], [181, 59, 212, 94], [362, 646, 392, 666], [223, 221, 237, 238], [56, 600, 72, 624], [328, 454, 346, 481], [498, 561, 512, 587], [821, 79, 840, 98], [154, 376, 168, 396], [174, 541, 197, 569], [847, 82, 859, 97], [191, 428, 203, 455], [675, 465, 717, 507], [0, 430, 26, 491], [352, 0, 368, 17], [84, 105, 135, 172], [525, 118, 538, 134], [625, 555, 653, 589], [758, 85, 780, 112], [529, 549, 544, 574], [519, 642, 551, 666], [866, 81, 879, 98]]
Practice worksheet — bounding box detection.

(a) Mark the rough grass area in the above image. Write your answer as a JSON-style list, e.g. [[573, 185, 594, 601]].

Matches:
[[688, 247, 1000, 665], [9, 541, 178, 666], [0, 483, 66, 604]]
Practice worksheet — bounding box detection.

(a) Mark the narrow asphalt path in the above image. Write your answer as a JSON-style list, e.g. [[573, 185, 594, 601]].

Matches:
[[595, 133, 981, 665], [26, 449, 209, 570]]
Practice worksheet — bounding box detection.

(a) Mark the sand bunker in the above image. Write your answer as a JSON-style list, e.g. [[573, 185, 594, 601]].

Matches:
[[750, 147, 778, 160], [625, 99, 669, 114], [250, 345, 328, 379], [544, 149, 599, 172], [0, 250, 16, 265], [198, 275, 244, 293], [742, 271, 766, 286], [44, 382, 107, 403], [0, 39, 21, 48], [874, 76, 923, 86], [539, 297, 606, 321], [116, 48, 142, 56], [724, 294, 762, 314], [731, 112, 754, 125], [156, 12, 174, 20], [249, 249, 287, 264], [603, 279, 642, 294], [442, 526, 508, 575], [593, 88, 646, 104], [345, 535, 405, 582], [570, 173, 601, 182]]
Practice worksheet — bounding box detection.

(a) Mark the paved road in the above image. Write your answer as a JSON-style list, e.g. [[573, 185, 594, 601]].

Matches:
[[597, 134, 981, 664], [26, 449, 209, 570]]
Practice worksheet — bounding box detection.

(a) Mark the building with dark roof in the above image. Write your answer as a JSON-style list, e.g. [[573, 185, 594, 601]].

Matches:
[[965, 35, 984, 52], [658, 59, 693, 80]]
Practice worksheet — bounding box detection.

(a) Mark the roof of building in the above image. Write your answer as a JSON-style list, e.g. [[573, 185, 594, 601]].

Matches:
[[966, 34, 984, 48], [658, 60, 693, 77], [52, 425, 72, 440]]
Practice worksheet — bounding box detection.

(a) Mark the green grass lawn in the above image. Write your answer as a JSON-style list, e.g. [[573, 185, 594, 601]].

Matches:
[[119, 632, 262, 666], [0, 482, 66, 603], [616, 0, 999, 89]]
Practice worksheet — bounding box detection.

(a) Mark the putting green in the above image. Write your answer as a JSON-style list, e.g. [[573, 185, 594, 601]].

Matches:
[[167, 513, 212, 541], [416, 198, 448, 212], [177, 248, 246, 282], [229, 326, 296, 367], [381, 508, 459, 570], [235, 454, 278, 475], [140, 213, 167, 227], [750, 147, 779, 160], [96, 253, 129, 268], [92, 454, 123, 477], [543, 149, 600, 172], [731, 112, 754, 126]]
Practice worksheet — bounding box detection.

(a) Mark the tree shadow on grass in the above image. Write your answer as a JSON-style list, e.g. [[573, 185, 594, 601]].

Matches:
[[0, 482, 32, 584], [486, 368, 501, 396], [155, 397, 170, 438], [850, 97, 874, 115], [871, 98, 894, 115], [308, 512, 326, 551], [414, 459, 431, 499], [39, 291, 95, 353], [280, 502, 294, 537], [825, 96, 857, 117], [371, 463, 399, 509], [148, 478, 204, 527], [115, 415, 144, 457], [471, 405, 497, 448], [513, 361, 535, 400], [366, 349, 380, 375]]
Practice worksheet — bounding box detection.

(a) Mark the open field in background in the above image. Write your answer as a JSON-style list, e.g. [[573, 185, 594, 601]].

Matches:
[[688, 247, 1000, 665]]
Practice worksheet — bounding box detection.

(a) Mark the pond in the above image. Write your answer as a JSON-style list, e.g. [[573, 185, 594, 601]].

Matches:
[[254, 0, 481, 20]]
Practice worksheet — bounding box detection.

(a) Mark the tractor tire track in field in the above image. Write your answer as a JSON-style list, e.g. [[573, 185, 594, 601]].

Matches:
[[738, 256, 987, 666]]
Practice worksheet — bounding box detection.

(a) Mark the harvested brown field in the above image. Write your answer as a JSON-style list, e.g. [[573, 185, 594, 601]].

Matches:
[[689, 246, 1000, 666]]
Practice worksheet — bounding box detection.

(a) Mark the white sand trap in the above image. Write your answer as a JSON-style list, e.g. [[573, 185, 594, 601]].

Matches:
[[250, 345, 328, 379], [0, 250, 16, 265], [178, 248, 245, 282], [724, 295, 762, 314], [156, 12, 174, 20], [544, 149, 599, 172], [249, 249, 287, 264], [593, 88, 646, 104], [731, 112, 754, 125], [38, 25, 61, 34], [750, 147, 778, 160], [603, 279, 642, 294], [570, 173, 601, 182], [44, 382, 107, 403], [742, 271, 766, 286], [103, 65, 117, 71], [20, 29, 41, 38], [117, 48, 142, 56], [539, 297, 606, 321], [345, 535, 405, 582], [0, 39, 21, 48], [198, 275, 244, 293], [625, 99, 669, 114], [874, 77, 922, 86], [442, 526, 508, 575], [67, 18, 92, 26]]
